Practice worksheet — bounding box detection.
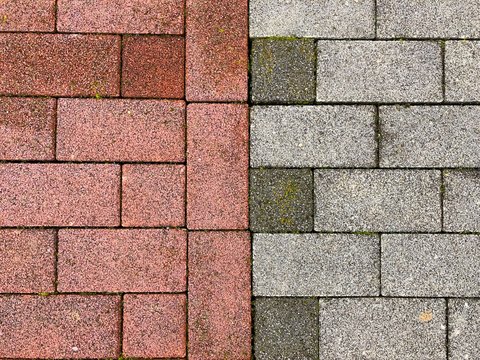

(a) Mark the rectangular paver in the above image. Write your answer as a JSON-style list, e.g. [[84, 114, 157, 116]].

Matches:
[[0, 0, 55, 31], [449, 299, 480, 360]]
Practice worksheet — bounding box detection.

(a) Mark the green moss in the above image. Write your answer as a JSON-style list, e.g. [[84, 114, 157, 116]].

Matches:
[[353, 231, 377, 236], [38, 292, 51, 296]]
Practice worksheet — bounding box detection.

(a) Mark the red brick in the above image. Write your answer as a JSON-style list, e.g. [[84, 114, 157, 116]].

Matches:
[[0, 164, 120, 227], [122, 36, 185, 98], [0, 0, 55, 32], [0, 230, 55, 293], [186, 0, 248, 101], [58, 229, 186, 292], [57, 0, 183, 34], [187, 104, 248, 229], [0, 97, 55, 160], [122, 165, 185, 227], [0, 295, 120, 358], [188, 231, 251, 359], [123, 294, 186, 358], [0, 34, 120, 97]]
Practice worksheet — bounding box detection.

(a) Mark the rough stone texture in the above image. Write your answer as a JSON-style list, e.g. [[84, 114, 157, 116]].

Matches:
[[449, 299, 480, 360], [0, 97, 56, 160], [0, 230, 55, 293], [254, 298, 318, 360], [382, 234, 480, 297], [188, 231, 251, 360], [57, 99, 185, 162], [253, 233, 379, 296], [57, 0, 184, 34], [251, 39, 316, 104], [122, 36, 184, 98], [0, 163, 120, 227], [318, 298, 447, 359], [123, 294, 186, 358], [314, 169, 441, 232], [58, 229, 186, 292], [377, 0, 480, 38], [380, 106, 480, 168], [250, 0, 374, 38], [0, 295, 120, 358], [250, 169, 313, 233], [0, 0, 55, 32], [122, 165, 185, 227], [317, 41, 442, 102], [444, 170, 480, 232], [0, 34, 120, 97], [251, 105, 376, 167]]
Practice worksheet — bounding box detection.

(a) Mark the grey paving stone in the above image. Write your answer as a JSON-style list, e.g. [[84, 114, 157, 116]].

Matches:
[[250, 168, 313, 233], [251, 39, 316, 104], [253, 233, 379, 296], [382, 234, 480, 297], [249, 0, 374, 38], [319, 298, 447, 360], [445, 41, 480, 102], [380, 106, 480, 168], [444, 170, 480, 232], [316, 41, 442, 103], [314, 169, 441, 232], [377, 0, 480, 38], [254, 298, 318, 360], [449, 299, 480, 360], [251, 106, 376, 168]]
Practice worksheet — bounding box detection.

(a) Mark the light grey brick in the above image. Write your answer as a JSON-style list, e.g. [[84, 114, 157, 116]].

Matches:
[[380, 106, 480, 168], [253, 233, 379, 297], [319, 298, 447, 360], [444, 170, 480, 232], [377, 0, 480, 38], [382, 234, 480, 297], [317, 41, 442, 103], [446, 41, 480, 102], [249, 0, 374, 38], [250, 106, 376, 168], [314, 170, 441, 232], [449, 299, 480, 360]]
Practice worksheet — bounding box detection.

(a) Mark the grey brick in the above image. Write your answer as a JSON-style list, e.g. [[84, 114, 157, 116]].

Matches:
[[254, 298, 318, 360], [250, 0, 374, 38], [316, 41, 442, 103], [377, 0, 480, 38], [382, 234, 480, 297], [314, 170, 441, 232], [444, 170, 480, 232], [380, 106, 480, 168], [253, 233, 379, 297], [319, 298, 446, 360], [446, 41, 480, 102], [251, 39, 316, 104], [250, 168, 313, 232], [251, 106, 376, 168], [449, 299, 480, 360]]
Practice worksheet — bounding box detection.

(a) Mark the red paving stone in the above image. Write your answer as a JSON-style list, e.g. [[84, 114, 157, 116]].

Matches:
[[56, 99, 185, 162], [0, 0, 55, 32]]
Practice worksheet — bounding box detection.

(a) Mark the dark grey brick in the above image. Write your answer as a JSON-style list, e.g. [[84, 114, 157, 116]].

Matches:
[[446, 41, 480, 102], [449, 299, 480, 360]]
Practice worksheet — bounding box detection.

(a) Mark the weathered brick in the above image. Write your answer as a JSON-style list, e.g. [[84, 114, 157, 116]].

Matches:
[[0, 0, 55, 31], [0, 34, 120, 97], [0, 97, 55, 160], [317, 41, 442, 102], [123, 294, 186, 358], [449, 299, 480, 360], [380, 106, 480, 168], [0, 230, 55, 293], [188, 231, 251, 360], [186, 0, 248, 101], [0, 295, 120, 358], [57, 99, 185, 162], [122, 165, 185, 227], [58, 229, 186, 292], [253, 233, 379, 296], [122, 36, 184, 98], [314, 170, 441, 232], [57, 0, 183, 34], [187, 104, 248, 230], [0, 163, 120, 227], [251, 105, 376, 167]]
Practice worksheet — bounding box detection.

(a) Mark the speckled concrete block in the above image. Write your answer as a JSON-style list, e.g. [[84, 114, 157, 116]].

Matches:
[[0, 0, 55, 31], [449, 299, 480, 360]]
